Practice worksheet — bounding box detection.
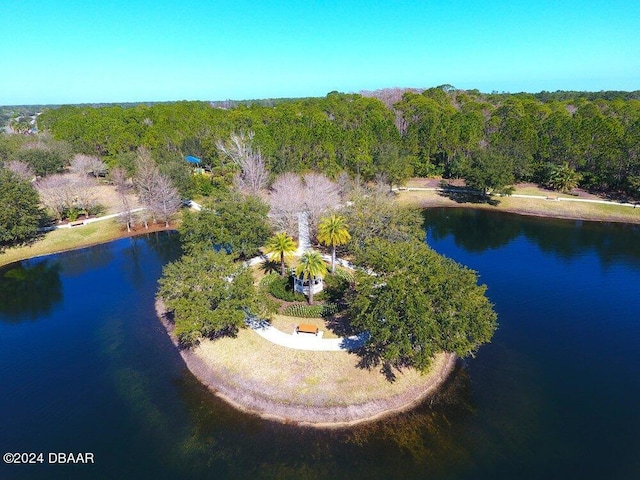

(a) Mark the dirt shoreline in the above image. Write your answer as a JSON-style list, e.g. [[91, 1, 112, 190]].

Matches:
[[155, 298, 457, 428]]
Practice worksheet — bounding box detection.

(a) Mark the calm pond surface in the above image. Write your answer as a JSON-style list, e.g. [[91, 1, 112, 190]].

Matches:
[[1, 211, 639, 480]]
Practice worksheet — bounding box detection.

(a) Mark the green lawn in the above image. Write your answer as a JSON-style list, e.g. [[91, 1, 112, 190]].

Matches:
[[1, 220, 125, 267], [396, 189, 640, 224]]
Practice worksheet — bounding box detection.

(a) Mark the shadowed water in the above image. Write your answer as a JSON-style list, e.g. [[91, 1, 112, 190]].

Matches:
[[0, 212, 639, 479]]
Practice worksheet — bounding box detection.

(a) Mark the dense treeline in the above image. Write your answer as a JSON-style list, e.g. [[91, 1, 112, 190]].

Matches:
[[37, 93, 400, 180], [36, 87, 640, 198]]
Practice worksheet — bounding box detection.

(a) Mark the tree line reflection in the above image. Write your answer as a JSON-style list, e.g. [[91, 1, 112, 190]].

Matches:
[[425, 208, 640, 268]]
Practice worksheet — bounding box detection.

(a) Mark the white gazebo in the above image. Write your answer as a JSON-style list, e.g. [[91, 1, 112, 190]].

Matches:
[[293, 274, 324, 296]]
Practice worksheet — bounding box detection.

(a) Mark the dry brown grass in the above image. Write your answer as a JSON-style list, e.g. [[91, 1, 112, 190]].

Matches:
[[192, 327, 449, 408], [90, 180, 140, 215]]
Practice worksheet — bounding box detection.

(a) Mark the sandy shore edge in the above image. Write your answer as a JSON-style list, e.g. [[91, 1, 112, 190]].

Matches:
[[155, 298, 457, 428]]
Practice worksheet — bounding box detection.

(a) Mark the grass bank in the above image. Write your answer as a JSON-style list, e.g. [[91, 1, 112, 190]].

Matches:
[[0, 220, 174, 268], [397, 185, 640, 224]]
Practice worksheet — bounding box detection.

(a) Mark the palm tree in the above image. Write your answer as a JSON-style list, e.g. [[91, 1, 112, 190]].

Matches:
[[547, 162, 581, 193], [264, 232, 297, 277], [317, 214, 351, 273], [295, 250, 328, 304]]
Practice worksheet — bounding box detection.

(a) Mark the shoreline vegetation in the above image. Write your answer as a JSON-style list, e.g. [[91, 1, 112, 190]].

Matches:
[[155, 298, 457, 428], [3, 180, 639, 268]]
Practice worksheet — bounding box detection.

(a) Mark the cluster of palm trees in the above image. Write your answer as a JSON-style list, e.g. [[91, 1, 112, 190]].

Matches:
[[263, 214, 351, 304]]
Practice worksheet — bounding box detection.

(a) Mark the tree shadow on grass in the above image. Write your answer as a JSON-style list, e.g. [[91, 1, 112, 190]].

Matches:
[[258, 259, 280, 276], [324, 311, 357, 337], [353, 342, 404, 383], [437, 187, 500, 206]]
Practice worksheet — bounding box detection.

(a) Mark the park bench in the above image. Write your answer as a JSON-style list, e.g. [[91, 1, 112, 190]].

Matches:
[[546, 195, 559, 201], [69, 220, 85, 227], [296, 324, 319, 335]]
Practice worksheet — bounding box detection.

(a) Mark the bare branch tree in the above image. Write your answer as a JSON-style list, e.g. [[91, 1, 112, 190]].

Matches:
[[35, 174, 71, 221], [111, 167, 134, 232], [35, 173, 96, 220], [133, 148, 181, 228], [301, 172, 340, 231], [267, 173, 305, 235], [268, 172, 339, 236], [217, 131, 270, 195], [216, 131, 254, 165], [111, 167, 129, 191], [149, 174, 181, 227], [5, 160, 35, 181], [72, 174, 98, 214], [233, 149, 269, 195], [134, 148, 161, 224], [70, 154, 108, 177]]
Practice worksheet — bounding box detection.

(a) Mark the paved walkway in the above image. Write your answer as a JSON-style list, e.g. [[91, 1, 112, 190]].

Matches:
[[245, 317, 368, 352], [40, 198, 204, 232]]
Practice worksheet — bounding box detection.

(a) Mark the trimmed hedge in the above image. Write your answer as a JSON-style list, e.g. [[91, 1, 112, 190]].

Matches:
[[281, 302, 338, 318]]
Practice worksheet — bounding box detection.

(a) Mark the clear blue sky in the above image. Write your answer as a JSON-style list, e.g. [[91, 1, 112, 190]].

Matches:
[[1, 0, 638, 105]]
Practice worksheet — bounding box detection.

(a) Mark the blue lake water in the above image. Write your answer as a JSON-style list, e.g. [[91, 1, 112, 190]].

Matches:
[[1, 211, 639, 479]]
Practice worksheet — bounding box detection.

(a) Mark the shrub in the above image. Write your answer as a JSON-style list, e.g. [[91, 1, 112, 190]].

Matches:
[[190, 173, 215, 197], [66, 207, 80, 222], [323, 273, 349, 303], [259, 273, 279, 288], [333, 267, 355, 283], [267, 275, 306, 302]]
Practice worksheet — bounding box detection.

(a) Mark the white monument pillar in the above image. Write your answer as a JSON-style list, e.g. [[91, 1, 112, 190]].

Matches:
[[296, 211, 311, 255]]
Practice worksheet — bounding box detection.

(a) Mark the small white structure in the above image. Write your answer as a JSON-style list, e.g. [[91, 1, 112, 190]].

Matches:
[[293, 275, 324, 296], [296, 211, 311, 255]]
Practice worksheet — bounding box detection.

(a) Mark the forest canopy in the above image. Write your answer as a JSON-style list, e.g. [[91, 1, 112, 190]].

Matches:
[[31, 88, 640, 198]]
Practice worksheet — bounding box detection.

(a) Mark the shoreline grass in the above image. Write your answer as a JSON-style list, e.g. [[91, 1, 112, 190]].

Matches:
[[396, 189, 640, 224], [0, 219, 175, 268], [1, 220, 124, 267]]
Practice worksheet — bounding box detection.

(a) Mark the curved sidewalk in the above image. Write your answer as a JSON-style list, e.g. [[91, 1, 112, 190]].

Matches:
[[245, 317, 368, 352]]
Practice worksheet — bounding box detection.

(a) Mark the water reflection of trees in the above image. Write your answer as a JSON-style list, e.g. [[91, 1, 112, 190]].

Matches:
[[425, 208, 640, 268], [338, 365, 476, 477], [118, 232, 182, 291], [144, 231, 182, 265], [0, 260, 62, 321], [426, 208, 521, 252], [168, 363, 477, 479], [60, 243, 115, 277], [521, 218, 640, 268]]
